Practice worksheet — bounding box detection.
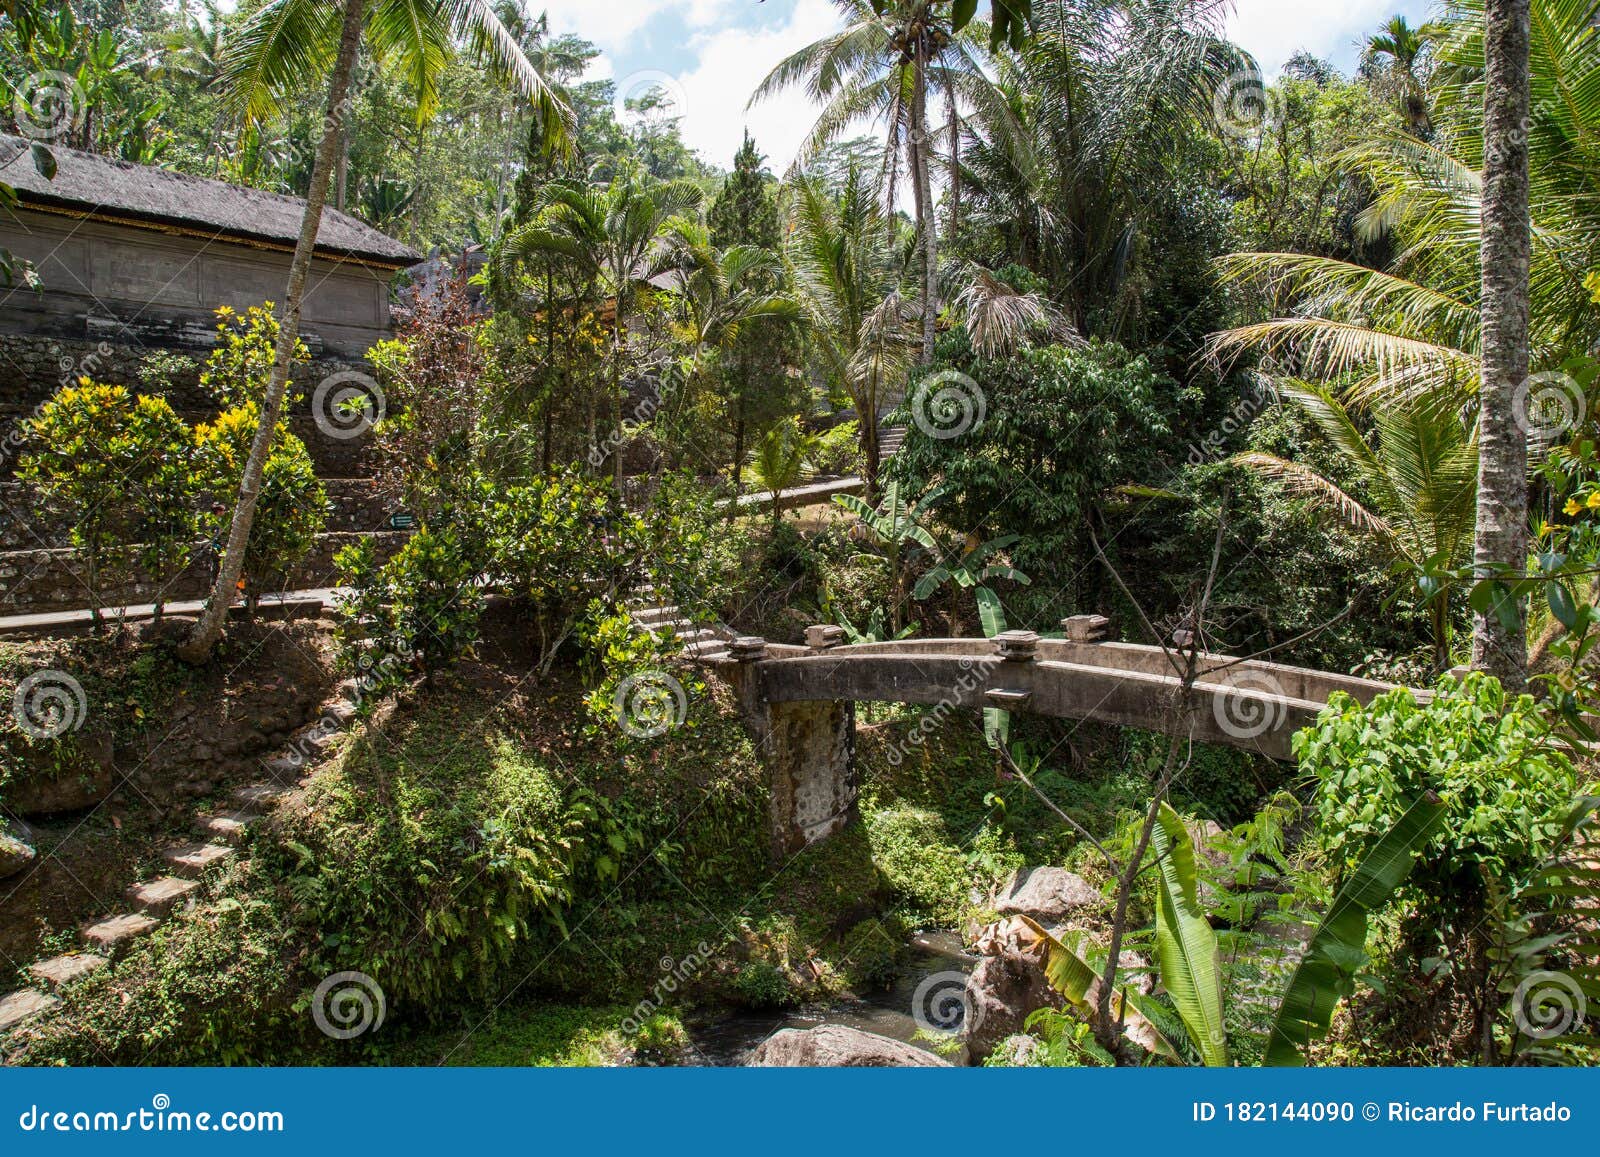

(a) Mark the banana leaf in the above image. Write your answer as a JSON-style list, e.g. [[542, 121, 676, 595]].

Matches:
[[1264, 791, 1447, 1065], [1019, 915, 1181, 1062], [1152, 802, 1228, 1066]]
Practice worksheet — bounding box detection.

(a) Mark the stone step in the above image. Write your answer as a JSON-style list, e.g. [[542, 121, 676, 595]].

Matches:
[[162, 842, 234, 877], [234, 784, 285, 807], [0, 988, 57, 1031], [27, 953, 106, 988], [335, 677, 362, 702], [82, 913, 159, 953], [127, 875, 200, 915], [322, 699, 358, 725], [262, 753, 310, 781], [631, 605, 682, 626], [196, 813, 258, 844]]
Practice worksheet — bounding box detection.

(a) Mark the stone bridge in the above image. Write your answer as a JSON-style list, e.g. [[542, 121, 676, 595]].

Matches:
[[693, 617, 1411, 859]]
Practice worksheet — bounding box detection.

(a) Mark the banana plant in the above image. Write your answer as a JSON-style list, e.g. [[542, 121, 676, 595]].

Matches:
[[1026, 793, 1447, 1066], [913, 532, 1031, 748], [833, 480, 941, 633]]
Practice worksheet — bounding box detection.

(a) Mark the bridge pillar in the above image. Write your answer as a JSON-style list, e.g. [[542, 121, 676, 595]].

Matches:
[[764, 699, 857, 859], [725, 636, 859, 860]]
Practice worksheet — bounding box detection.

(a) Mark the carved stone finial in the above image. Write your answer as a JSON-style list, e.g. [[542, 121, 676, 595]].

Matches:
[[993, 630, 1040, 662]]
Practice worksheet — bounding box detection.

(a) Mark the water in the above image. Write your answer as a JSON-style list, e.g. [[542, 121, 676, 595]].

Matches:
[[680, 930, 980, 1066]]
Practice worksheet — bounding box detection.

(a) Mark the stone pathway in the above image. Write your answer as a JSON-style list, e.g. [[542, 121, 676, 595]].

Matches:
[[0, 675, 367, 1040], [0, 589, 335, 638]]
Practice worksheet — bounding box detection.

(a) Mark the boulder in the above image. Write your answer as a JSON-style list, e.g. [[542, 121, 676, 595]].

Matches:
[[996, 866, 1104, 924], [0, 830, 35, 880], [963, 950, 1063, 1062], [6, 730, 117, 816], [746, 1025, 950, 1067], [990, 1033, 1044, 1067]]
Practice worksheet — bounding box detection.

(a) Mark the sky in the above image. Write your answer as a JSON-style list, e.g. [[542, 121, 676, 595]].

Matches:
[[541, 0, 1440, 172]]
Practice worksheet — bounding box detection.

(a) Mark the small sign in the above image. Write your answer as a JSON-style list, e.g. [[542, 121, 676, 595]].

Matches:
[[388, 512, 418, 531]]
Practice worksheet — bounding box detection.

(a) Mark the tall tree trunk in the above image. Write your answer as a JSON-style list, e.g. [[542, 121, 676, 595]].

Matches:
[[1471, 0, 1531, 688], [178, 0, 367, 665], [334, 122, 348, 212], [912, 40, 938, 365]]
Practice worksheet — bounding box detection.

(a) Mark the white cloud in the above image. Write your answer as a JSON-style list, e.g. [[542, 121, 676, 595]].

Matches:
[[1223, 0, 1430, 75], [672, 0, 854, 171]]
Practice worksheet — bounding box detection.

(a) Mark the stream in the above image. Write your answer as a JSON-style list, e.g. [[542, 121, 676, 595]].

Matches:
[[680, 931, 981, 1066]]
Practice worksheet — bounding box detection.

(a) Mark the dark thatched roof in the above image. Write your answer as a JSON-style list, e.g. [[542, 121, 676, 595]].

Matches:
[[0, 136, 419, 266]]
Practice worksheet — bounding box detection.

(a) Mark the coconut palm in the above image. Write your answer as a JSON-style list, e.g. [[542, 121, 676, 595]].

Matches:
[[752, 0, 1016, 362], [788, 168, 915, 500], [1210, 0, 1596, 684], [1234, 385, 1479, 669], [1473, 0, 1533, 684], [180, 0, 570, 663], [956, 0, 1245, 337]]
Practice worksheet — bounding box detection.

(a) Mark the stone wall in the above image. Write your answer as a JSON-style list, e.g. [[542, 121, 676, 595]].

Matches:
[[0, 335, 379, 480], [0, 208, 399, 358], [0, 530, 408, 615]]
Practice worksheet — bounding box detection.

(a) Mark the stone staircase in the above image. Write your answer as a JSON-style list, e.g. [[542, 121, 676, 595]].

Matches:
[[877, 425, 907, 467], [626, 586, 736, 662], [0, 675, 367, 1037]]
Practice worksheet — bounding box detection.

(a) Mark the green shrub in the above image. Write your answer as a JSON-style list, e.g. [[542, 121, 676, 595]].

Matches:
[[19, 383, 201, 625], [198, 303, 309, 407], [194, 404, 327, 600], [732, 961, 797, 1008], [1296, 672, 1589, 893], [865, 806, 973, 925], [335, 528, 483, 689]]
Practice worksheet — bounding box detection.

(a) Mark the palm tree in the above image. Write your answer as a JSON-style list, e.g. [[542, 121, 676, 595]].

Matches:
[[1213, 1, 1574, 685], [1234, 386, 1479, 669], [1362, 15, 1443, 136], [1473, 0, 1533, 686], [179, 0, 570, 664], [752, 0, 1015, 362], [955, 0, 1244, 337], [495, 172, 703, 480], [655, 220, 802, 483], [788, 169, 915, 500]]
